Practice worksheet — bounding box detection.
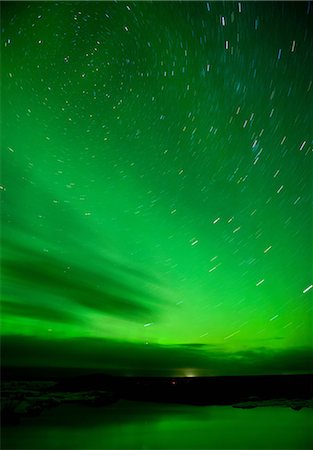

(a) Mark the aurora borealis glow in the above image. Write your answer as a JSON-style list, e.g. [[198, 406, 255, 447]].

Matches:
[[1, 1, 312, 376]]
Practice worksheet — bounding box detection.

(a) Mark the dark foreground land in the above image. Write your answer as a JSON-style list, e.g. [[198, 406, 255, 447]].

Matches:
[[1, 368, 312, 425]]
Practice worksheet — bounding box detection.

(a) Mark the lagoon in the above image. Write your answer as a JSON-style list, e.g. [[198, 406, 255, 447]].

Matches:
[[2, 400, 313, 449]]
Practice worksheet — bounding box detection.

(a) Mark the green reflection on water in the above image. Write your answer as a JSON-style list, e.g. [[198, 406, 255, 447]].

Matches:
[[2, 401, 313, 449]]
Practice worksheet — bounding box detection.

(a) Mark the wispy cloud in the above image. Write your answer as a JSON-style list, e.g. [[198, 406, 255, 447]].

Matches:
[[2, 238, 165, 323]]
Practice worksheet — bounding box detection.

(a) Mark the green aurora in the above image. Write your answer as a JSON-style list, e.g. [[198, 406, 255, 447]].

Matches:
[[1, 1, 312, 376]]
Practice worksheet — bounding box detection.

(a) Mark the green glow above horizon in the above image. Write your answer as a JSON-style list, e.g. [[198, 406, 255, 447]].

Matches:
[[1, 1, 312, 375]]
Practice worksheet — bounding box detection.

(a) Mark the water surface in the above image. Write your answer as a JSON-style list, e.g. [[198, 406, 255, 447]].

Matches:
[[2, 400, 313, 449]]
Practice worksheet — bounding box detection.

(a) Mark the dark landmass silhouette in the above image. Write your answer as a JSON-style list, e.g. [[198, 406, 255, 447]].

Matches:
[[1, 367, 312, 425]]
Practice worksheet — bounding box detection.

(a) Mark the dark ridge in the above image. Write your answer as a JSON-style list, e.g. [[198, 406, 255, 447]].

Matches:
[[2, 367, 312, 406]]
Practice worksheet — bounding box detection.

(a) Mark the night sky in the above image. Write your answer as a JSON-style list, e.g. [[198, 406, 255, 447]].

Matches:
[[1, 1, 312, 376]]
